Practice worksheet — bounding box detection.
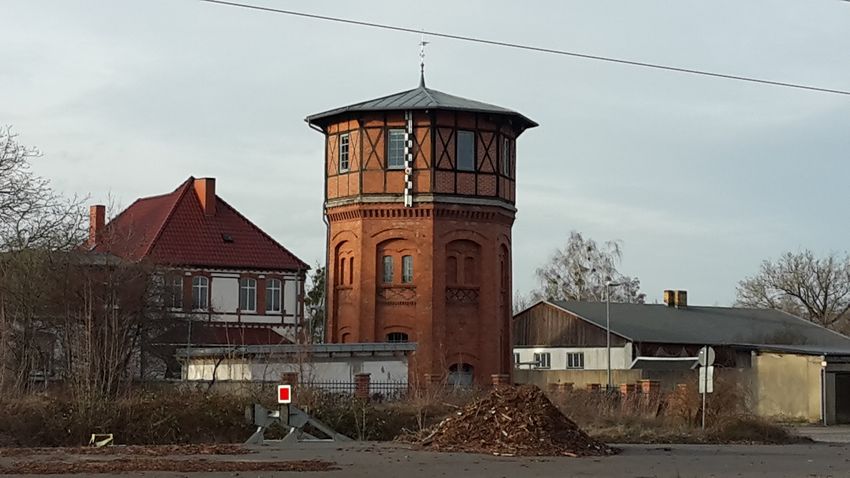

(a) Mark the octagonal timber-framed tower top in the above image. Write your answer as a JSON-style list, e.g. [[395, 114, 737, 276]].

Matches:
[[306, 77, 537, 211]]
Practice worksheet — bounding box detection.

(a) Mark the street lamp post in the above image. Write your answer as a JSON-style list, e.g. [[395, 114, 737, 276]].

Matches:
[[605, 281, 623, 391]]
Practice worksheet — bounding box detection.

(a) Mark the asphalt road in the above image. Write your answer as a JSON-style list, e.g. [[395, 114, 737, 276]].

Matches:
[[2, 441, 850, 478]]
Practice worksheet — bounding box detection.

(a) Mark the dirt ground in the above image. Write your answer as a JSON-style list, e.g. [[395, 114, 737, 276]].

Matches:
[[0, 441, 849, 477]]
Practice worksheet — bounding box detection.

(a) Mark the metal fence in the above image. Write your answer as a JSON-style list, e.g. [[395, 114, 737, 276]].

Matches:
[[300, 380, 409, 401]]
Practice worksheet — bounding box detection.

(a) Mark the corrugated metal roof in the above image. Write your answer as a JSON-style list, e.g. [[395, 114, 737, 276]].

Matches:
[[545, 300, 850, 352], [306, 81, 537, 130]]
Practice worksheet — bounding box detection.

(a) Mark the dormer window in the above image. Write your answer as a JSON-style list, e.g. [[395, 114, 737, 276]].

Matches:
[[456, 130, 475, 171]]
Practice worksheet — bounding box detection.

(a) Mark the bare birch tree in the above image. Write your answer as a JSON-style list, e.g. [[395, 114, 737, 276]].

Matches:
[[533, 231, 645, 303]]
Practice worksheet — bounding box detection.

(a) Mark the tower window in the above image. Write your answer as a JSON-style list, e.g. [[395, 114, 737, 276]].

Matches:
[[387, 129, 406, 170], [456, 130, 475, 171], [382, 255, 394, 283], [339, 133, 350, 172], [501, 137, 512, 177], [402, 255, 414, 283], [387, 332, 409, 343]]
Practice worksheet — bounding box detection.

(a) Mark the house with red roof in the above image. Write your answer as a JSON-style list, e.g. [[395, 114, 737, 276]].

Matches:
[[88, 177, 309, 352]]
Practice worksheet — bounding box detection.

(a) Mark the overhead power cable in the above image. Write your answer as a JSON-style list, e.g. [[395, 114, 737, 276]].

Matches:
[[200, 0, 850, 97]]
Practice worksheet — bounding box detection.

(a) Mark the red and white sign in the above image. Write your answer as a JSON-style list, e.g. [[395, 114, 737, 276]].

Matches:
[[277, 384, 292, 404]]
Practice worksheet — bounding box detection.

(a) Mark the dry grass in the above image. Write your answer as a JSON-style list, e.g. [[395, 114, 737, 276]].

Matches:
[[0, 390, 255, 447], [546, 375, 802, 444], [0, 379, 800, 447]]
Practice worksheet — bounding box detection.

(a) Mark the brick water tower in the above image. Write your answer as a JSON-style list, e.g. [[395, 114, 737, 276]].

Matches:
[[306, 72, 536, 386]]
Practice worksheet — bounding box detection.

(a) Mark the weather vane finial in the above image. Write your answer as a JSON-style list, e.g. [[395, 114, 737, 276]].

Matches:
[[419, 33, 429, 87]]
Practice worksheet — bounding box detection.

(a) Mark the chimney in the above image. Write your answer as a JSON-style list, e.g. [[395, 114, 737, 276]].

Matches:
[[89, 205, 105, 246], [675, 290, 688, 308], [663, 289, 675, 307], [193, 178, 216, 216]]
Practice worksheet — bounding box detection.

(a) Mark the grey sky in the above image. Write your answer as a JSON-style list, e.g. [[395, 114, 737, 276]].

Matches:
[[3, 0, 849, 306]]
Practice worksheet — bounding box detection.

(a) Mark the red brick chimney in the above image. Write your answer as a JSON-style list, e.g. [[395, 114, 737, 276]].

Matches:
[[89, 205, 105, 246], [193, 178, 216, 216]]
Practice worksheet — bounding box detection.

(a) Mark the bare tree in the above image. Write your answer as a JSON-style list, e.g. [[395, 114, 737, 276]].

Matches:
[[0, 126, 86, 251], [304, 263, 326, 343], [512, 290, 532, 314], [533, 231, 645, 303], [736, 250, 850, 330]]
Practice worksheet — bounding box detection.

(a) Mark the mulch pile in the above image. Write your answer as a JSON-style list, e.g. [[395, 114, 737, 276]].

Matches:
[[0, 458, 337, 474], [413, 384, 615, 457]]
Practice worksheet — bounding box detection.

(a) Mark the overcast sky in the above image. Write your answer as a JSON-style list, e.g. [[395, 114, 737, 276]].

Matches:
[[3, 0, 849, 305]]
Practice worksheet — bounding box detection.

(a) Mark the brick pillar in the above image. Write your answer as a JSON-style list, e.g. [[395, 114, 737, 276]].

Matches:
[[491, 374, 510, 387], [619, 383, 637, 397], [354, 373, 371, 400], [586, 383, 601, 392], [423, 373, 442, 392], [639, 379, 660, 395], [281, 372, 299, 386]]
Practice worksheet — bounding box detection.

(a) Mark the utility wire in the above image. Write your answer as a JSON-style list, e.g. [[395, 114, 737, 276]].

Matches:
[[201, 0, 850, 97]]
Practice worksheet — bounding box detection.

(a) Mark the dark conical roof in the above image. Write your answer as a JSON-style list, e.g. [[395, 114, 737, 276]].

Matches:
[[306, 82, 537, 131]]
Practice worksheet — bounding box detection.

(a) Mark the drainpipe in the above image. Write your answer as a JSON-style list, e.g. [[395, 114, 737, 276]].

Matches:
[[822, 356, 828, 426], [307, 120, 330, 345]]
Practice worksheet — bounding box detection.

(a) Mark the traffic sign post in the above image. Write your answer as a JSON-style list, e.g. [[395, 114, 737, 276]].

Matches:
[[698, 346, 715, 430], [278, 384, 293, 428], [277, 385, 292, 404]]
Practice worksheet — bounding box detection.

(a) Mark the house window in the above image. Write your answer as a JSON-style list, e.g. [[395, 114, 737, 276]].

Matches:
[[533, 352, 551, 369], [382, 255, 394, 283], [239, 278, 257, 312], [513, 352, 520, 367], [348, 257, 354, 284], [339, 133, 350, 172], [266, 278, 282, 313], [566, 352, 585, 369], [501, 137, 512, 177], [401, 255, 413, 283], [387, 129, 406, 169], [191, 276, 209, 311], [387, 332, 409, 343], [166, 276, 183, 309], [456, 130, 475, 171]]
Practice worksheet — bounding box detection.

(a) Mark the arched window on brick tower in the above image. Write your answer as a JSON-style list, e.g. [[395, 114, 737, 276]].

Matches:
[[333, 241, 356, 342], [448, 363, 474, 387], [499, 244, 511, 372], [446, 239, 481, 306], [376, 238, 417, 338]]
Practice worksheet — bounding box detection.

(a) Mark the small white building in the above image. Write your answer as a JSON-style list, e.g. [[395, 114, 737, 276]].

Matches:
[[177, 343, 414, 387]]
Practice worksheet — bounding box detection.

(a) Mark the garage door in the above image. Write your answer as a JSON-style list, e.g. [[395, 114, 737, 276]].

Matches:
[[835, 373, 850, 424]]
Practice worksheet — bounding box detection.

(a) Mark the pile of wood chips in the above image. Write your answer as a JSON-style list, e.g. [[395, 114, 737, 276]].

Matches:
[[417, 384, 614, 457]]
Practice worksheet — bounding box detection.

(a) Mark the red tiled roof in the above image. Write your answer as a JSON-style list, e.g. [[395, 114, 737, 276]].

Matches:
[[152, 324, 293, 346], [91, 177, 308, 271]]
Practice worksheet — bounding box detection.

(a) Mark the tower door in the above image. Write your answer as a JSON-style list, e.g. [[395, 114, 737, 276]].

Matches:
[[448, 363, 474, 387]]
